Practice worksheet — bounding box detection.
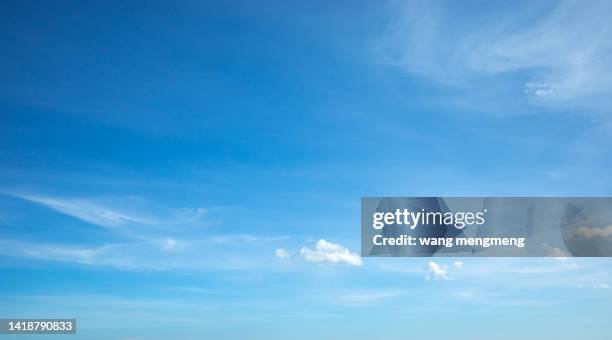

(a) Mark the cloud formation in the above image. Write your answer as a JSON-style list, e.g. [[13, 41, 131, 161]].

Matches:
[[0, 239, 143, 269], [20, 195, 156, 227], [0, 236, 280, 272], [11, 193, 207, 232], [300, 239, 362, 266], [380, 0, 612, 112], [425, 261, 448, 280]]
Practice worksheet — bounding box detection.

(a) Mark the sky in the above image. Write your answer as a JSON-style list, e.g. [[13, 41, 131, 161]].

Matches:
[[1, 0, 612, 339]]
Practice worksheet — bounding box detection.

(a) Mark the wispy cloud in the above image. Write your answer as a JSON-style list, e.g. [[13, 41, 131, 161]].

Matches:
[[0, 239, 164, 270], [379, 0, 612, 112], [0, 192, 300, 272], [466, 0, 612, 105], [13, 193, 207, 230], [0, 235, 283, 272]]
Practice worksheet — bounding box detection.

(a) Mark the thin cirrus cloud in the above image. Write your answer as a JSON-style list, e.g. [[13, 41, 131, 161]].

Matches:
[[1, 192, 297, 272], [0, 236, 285, 272], [0, 238, 173, 270], [11, 193, 207, 229], [379, 0, 612, 112]]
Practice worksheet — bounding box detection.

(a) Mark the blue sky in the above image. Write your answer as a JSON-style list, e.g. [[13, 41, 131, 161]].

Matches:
[[1, 0, 612, 339]]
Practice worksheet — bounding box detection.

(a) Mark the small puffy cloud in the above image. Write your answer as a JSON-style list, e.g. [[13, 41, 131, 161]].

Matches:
[[425, 261, 448, 280], [575, 226, 612, 239], [453, 261, 463, 269], [300, 239, 362, 266], [275, 248, 291, 259]]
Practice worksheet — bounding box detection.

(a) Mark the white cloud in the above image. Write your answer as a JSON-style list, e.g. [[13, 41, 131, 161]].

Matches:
[[380, 0, 612, 112], [22, 195, 153, 227], [275, 248, 291, 259], [593, 283, 609, 289], [299, 239, 362, 266], [453, 261, 463, 269], [13, 193, 206, 229], [467, 0, 612, 104], [425, 261, 448, 280], [575, 226, 612, 239]]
